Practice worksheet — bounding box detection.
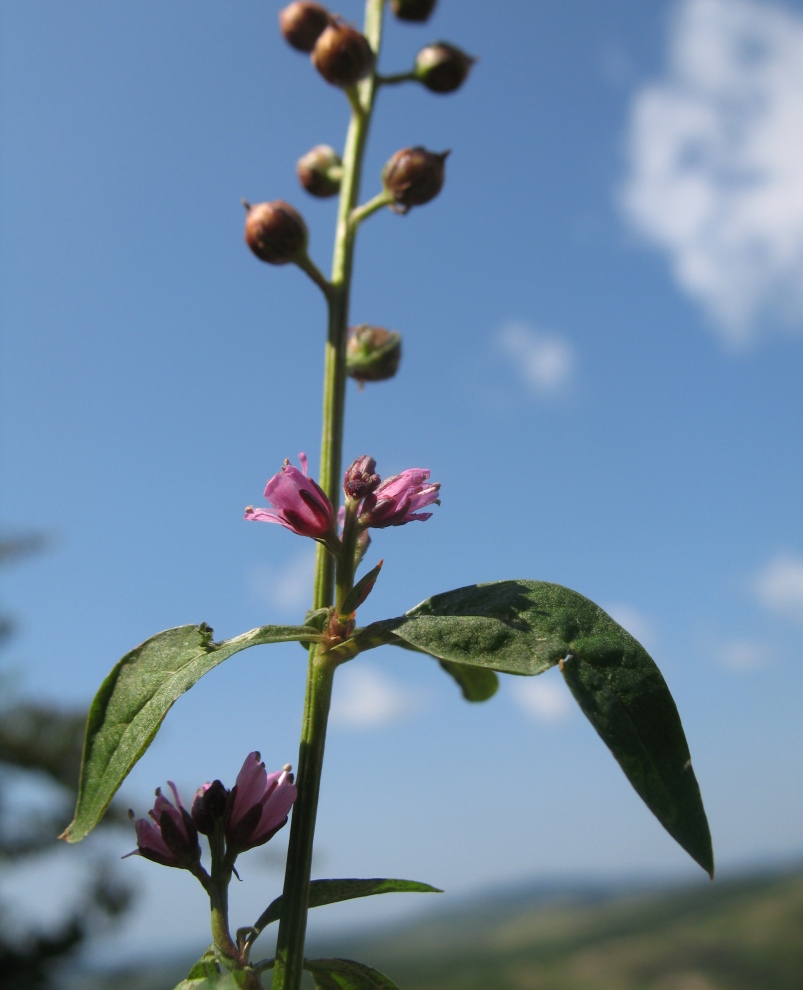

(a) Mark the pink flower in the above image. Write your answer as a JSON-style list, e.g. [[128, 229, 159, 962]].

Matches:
[[225, 752, 297, 852], [125, 782, 200, 870], [358, 468, 440, 528], [245, 453, 339, 548]]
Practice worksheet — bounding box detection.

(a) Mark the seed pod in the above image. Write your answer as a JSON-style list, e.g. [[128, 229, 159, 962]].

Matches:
[[415, 42, 475, 94], [279, 2, 331, 53], [391, 0, 437, 22], [297, 144, 343, 198], [347, 325, 402, 383], [243, 200, 308, 265], [312, 20, 374, 88], [381, 147, 449, 214]]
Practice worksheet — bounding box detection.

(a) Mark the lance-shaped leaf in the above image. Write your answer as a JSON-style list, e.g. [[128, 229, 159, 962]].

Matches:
[[332, 580, 712, 876], [249, 878, 440, 940], [340, 559, 383, 617], [304, 958, 399, 990], [61, 622, 320, 843]]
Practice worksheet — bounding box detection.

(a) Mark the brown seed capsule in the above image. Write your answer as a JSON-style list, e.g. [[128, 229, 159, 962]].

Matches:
[[279, 2, 331, 53], [312, 20, 374, 88], [243, 200, 308, 265], [347, 325, 402, 383], [391, 0, 437, 22], [415, 42, 475, 94], [381, 147, 449, 214], [297, 144, 343, 198]]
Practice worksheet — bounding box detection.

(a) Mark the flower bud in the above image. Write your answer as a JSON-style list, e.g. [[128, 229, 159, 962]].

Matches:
[[297, 144, 343, 198], [312, 20, 374, 88], [279, 2, 331, 53], [347, 325, 402, 382], [344, 455, 381, 500], [381, 147, 449, 214], [415, 42, 475, 94], [391, 0, 437, 22], [191, 779, 229, 836], [243, 200, 308, 265]]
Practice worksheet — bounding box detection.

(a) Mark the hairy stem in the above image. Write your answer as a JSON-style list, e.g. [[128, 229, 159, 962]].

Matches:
[[271, 3, 386, 989]]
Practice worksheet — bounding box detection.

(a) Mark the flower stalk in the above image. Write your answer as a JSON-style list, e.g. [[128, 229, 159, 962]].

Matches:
[[271, 3, 387, 988]]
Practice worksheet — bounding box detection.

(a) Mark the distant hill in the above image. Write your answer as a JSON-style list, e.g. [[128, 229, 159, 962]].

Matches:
[[69, 865, 803, 990], [324, 867, 803, 990]]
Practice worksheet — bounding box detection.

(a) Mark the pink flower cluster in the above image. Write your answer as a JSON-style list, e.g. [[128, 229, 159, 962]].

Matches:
[[244, 453, 440, 542], [126, 753, 297, 870]]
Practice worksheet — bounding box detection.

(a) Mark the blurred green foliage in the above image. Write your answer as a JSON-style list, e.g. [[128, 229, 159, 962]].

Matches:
[[1, 535, 133, 990]]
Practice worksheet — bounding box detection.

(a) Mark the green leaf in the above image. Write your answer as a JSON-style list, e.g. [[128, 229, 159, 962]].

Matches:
[[340, 559, 383, 616], [338, 580, 713, 876], [173, 952, 251, 990], [251, 878, 440, 937], [559, 642, 714, 878], [184, 952, 220, 980], [304, 958, 399, 990], [334, 579, 572, 672], [61, 622, 319, 843], [349, 635, 498, 703], [172, 973, 251, 990], [437, 659, 499, 702], [173, 950, 245, 989]]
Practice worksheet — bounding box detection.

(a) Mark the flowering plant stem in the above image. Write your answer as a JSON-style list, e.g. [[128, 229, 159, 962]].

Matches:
[[207, 827, 236, 962], [271, 4, 385, 988]]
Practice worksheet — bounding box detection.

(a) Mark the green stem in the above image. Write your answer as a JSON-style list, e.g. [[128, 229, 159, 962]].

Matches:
[[271, 4, 386, 989], [351, 190, 393, 227], [203, 825, 237, 962], [377, 70, 417, 86], [335, 505, 361, 613], [294, 251, 332, 300], [210, 897, 237, 962]]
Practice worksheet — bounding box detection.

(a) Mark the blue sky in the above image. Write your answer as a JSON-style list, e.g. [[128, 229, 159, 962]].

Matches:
[[2, 0, 802, 964]]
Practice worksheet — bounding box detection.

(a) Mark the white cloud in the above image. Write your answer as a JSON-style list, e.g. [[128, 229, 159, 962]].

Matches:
[[330, 667, 426, 729], [603, 603, 656, 650], [754, 552, 803, 620], [510, 675, 573, 724], [496, 322, 575, 394], [621, 0, 803, 346], [248, 550, 316, 612], [716, 638, 772, 671]]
